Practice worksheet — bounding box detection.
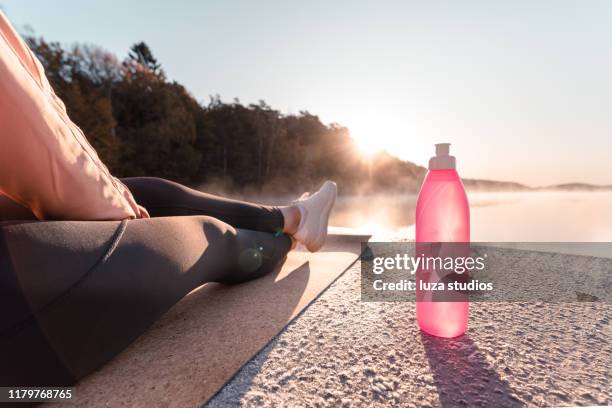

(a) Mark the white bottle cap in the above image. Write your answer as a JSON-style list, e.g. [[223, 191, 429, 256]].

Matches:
[[428, 143, 456, 170]]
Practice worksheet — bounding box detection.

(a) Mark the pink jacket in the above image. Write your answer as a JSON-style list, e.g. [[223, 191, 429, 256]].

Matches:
[[0, 11, 146, 220]]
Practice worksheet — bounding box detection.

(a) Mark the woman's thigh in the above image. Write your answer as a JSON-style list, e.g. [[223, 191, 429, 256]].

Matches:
[[0, 216, 291, 385]]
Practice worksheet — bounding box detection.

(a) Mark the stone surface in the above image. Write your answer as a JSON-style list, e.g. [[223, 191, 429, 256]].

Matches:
[[208, 261, 611, 407]]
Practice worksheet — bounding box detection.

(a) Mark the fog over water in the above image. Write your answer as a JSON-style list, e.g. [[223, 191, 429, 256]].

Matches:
[[328, 192, 612, 242], [225, 190, 612, 242]]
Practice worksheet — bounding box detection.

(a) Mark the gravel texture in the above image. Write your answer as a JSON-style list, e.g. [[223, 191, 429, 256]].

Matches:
[[207, 260, 611, 407]]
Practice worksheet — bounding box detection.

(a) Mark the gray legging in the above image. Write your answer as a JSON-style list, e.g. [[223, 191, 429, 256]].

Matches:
[[0, 177, 292, 386]]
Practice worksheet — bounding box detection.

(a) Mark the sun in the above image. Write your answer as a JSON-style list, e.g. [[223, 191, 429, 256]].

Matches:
[[345, 113, 432, 166], [349, 121, 390, 159], [353, 133, 384, 158]]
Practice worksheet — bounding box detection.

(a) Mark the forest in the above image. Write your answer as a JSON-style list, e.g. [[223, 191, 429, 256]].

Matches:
[[25, 37, 426, 196]]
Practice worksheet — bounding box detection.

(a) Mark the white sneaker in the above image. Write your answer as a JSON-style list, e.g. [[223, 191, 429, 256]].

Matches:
[[292, 181, 337, 252]]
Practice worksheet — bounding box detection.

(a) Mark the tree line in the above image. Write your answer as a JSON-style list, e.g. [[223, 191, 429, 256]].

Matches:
[[26, 37, 425, 195]]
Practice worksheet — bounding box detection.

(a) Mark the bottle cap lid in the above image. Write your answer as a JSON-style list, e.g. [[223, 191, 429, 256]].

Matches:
[[429, 143, 456, 170]]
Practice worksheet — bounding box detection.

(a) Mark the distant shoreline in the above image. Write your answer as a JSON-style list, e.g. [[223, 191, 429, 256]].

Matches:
[[198, 177, 612, 199], [462, 179, 612, 192]]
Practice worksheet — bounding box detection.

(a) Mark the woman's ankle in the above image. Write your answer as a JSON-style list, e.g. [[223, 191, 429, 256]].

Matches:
[[279, 206, 300, 235]]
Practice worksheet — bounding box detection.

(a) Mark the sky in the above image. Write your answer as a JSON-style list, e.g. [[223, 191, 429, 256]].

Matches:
[[2, 0, 611, 186]]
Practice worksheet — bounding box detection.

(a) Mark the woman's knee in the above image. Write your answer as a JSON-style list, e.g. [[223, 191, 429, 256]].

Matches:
[[217, 228, 292, 285]]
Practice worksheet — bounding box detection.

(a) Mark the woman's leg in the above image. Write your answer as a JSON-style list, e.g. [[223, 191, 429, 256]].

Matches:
[[0, 194, 37, 221], [122, 177, 300, 234], [0, 216, 291, 386]]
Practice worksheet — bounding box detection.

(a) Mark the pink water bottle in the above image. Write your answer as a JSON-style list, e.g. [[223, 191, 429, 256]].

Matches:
[[415, 143, 470, 338]]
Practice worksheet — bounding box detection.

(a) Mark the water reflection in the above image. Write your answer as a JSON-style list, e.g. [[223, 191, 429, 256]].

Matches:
[[328, 192, 612, 242], [469, 192, 612, 242], [330, 194, 417, 241]]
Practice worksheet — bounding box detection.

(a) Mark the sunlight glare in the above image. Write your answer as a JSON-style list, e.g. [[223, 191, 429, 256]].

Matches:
[[343, 110, 432, 166], [349, 120, 391, 158], [353, 134, 383, 158]]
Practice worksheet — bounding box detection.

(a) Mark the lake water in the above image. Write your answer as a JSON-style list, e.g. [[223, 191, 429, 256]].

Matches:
[[329, 191, 612, 242]]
